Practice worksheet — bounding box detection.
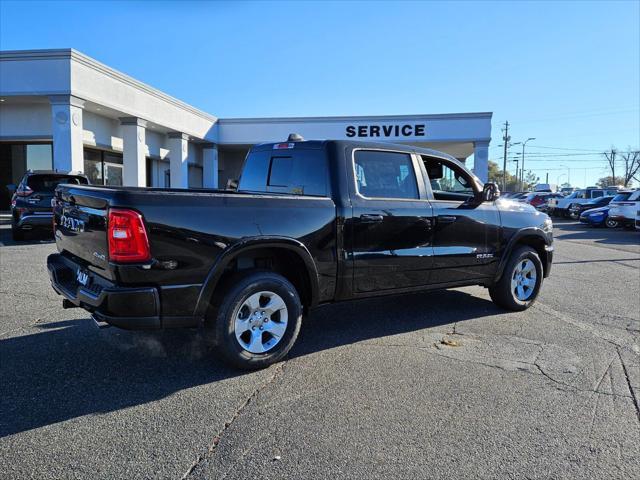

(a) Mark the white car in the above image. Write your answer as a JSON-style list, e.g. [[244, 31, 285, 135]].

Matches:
[[547, 188, 620, 218], [608, 190, 640, 229]]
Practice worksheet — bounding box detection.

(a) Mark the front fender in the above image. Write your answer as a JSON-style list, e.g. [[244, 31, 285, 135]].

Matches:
[[494, 227, 553, 282], [193, 236, 320, 317]]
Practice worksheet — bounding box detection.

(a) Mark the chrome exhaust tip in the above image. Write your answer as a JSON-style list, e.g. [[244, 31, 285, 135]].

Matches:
[[91, 314, 110, 329]]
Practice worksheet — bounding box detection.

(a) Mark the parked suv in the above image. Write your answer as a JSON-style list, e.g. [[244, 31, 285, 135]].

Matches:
[[607, 190, 640, 229], [8, 170, 89, 240], [547, 188, 619, 218]]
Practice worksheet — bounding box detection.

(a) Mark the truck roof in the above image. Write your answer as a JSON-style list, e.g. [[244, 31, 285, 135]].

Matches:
[[252, 139, 460, 163]]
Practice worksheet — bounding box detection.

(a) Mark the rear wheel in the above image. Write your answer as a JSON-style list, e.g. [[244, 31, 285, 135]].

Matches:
[[489, 246, 543, 311], [208, 270, 302, 369]]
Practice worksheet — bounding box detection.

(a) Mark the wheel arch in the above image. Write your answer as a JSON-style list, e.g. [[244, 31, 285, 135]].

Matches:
[[194, 236, 320, 318], [495, 229, 551, 282]]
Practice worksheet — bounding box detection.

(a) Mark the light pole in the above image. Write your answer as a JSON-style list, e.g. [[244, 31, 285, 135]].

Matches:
[[556, 173, 567, 185], [521, 138, 535, 189], [509, 142, 521, 191], [558, 164, 570, 185]]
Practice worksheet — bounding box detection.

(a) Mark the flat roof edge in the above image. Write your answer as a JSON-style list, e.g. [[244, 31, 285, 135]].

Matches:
[[0, 48, 217, 124], [218, 112, 493, 124]]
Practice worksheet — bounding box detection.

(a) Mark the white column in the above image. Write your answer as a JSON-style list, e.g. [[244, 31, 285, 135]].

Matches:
[[202, 143, 218, 189], [120, 117, 147, 186], [49, 95, 85, 173], [473, 140, 490, 183], [168, 132, 189, 188]]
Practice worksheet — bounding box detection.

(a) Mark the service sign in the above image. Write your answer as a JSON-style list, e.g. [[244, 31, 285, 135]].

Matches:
[[345, 124, 426, 139]]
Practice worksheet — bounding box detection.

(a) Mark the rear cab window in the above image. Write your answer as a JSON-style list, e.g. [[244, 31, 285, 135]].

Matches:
[[239, 145, 329, 196]]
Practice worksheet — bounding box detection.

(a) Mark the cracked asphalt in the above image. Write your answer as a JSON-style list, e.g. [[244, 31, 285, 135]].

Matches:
[[1, 220, 639, 479]]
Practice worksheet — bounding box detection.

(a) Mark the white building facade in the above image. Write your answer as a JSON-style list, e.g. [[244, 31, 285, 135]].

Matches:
[[0, 49, 491, 209]]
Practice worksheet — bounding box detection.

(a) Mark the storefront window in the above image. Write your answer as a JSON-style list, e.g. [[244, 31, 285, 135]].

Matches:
[[83, 148, 123, 186], [83, 149, 103, 185], [26, 144, 53, 171], [0, 142, 53, 209]]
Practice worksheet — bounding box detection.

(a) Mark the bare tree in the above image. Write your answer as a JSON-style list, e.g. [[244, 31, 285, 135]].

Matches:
[[619, 149, 640, 186], [603, 148, 617, 181]]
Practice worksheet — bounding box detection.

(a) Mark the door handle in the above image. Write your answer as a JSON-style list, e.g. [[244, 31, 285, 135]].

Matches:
[[359, 214, 384, 223], [437, 215, 457, 224]]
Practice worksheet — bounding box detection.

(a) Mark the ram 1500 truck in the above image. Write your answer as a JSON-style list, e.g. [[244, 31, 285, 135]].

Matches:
[[48, 138, 554, 369]]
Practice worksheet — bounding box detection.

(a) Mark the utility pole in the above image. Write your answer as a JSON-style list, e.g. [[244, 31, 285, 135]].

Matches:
[[605, 149, 617, 186], [502, 121, 510, 191], [546, 172, 549, 184]]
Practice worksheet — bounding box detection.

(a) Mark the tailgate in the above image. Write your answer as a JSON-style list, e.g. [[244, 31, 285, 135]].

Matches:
[[53, 186, 112, 274]]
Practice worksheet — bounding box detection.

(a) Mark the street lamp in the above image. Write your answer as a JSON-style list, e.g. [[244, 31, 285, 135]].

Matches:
[[507, 142, 521, 191], [556, 173, 567, 186], [558, 164, 570, 185], [521, 138, 535, 189]]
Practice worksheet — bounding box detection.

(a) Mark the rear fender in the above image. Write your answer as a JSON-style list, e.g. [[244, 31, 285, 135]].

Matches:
[[193, 236, 320, 317]]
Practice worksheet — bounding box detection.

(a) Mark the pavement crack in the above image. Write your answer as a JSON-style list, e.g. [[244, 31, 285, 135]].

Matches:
[[180, 361, 287, 479], [616, 347, 640, 423]]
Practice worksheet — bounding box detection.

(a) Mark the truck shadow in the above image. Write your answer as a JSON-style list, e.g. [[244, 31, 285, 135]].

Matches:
[[0, 289, 499, 438]]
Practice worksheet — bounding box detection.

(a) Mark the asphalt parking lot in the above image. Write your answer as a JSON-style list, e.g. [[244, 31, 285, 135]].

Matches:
[[1, 219, 638, 479]]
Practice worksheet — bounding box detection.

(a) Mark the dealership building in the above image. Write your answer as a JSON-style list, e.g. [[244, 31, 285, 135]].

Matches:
[[0, 49, 492, 209]]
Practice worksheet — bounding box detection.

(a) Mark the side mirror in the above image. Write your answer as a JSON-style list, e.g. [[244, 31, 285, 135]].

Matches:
[[6, 184, 16, 194], [482, 182, 500, 202]]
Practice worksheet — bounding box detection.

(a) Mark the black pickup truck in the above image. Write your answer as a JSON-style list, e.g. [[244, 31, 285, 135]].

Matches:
[[48, 137, 553, 369]]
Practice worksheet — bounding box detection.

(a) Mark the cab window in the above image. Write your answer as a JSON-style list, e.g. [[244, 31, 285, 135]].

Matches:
[[239, 149, 328, 196], [591, 190, 603, 198], [353, 150, 418, 200], [421, 156, 475, 201]]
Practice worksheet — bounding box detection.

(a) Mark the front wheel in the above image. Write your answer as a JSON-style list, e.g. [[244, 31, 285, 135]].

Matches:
[[209, 270, 302, 369], [489, 246, 543, 311]]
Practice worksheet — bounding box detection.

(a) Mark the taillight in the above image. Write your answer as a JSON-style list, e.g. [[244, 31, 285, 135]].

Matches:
[[15, 185, 33, 197], [108, 209, 151, 263]]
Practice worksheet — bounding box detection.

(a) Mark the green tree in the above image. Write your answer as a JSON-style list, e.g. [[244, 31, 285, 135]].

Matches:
[[488, 161, 520, 191]]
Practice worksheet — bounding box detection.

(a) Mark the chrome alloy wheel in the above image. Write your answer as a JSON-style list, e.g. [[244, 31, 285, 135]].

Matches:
[[234, 291, 288, 354], [511, 259, 537, 301]]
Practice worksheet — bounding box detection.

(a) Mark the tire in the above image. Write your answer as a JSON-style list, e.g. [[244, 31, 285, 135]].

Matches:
[[11, 225, 25, 241], [605, 218, 619, 229], [489, 246, 543, 311], [209, 270, 302, 370]]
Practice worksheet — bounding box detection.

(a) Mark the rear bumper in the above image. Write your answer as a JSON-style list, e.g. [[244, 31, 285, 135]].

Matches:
[[15, 213, 53, 229], [47, 253, 162, 330]]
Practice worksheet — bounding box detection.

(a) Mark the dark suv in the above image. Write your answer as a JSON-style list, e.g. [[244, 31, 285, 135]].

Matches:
[[8, 170, 89, 240]]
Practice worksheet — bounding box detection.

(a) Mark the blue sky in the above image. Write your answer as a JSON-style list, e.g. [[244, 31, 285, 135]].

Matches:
[[1, 0, 638, 186]]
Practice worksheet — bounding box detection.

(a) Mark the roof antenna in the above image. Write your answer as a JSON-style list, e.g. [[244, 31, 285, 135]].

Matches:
[[287, 133, 304, 142]]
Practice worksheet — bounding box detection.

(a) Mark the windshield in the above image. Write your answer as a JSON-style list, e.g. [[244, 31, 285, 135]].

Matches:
[[26, 175, 89, 192], [565, 191, 579, 199]]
